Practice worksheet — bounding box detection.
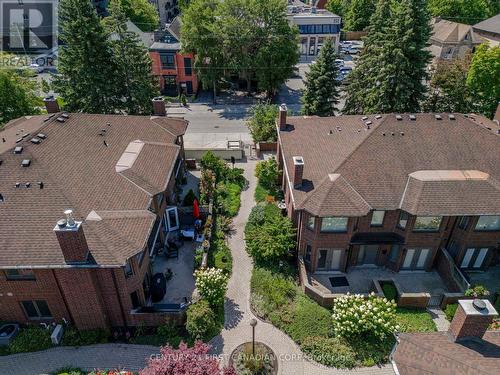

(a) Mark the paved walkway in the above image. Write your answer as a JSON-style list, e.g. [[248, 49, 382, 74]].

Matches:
[[427, 307, 451, 332], [0, 344, 158, 374], [209, 160, 395, 375]]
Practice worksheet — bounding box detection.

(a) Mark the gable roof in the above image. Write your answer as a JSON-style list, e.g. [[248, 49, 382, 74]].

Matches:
[[278, 113, 500, 217], [473, 14, 500, 36], [0, 113, 187, 268], [430, 18, 479, 44], [393, 332, 500, 375]]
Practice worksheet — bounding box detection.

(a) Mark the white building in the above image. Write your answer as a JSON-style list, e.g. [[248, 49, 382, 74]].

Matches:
[[287, 1, 341, 61]]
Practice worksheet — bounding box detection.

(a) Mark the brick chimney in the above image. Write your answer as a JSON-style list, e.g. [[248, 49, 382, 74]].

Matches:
[[43, 95, 60, 114], [152, 97, 166, 116], [449, 299, 498, 341], [53, 210, 90, 264], [278, 103, 287, 131], [292, 156, 304, 188]]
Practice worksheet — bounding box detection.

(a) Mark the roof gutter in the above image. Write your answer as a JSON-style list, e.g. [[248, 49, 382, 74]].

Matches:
[[389, 333, 401, 375], [0, 264, 123, 270]]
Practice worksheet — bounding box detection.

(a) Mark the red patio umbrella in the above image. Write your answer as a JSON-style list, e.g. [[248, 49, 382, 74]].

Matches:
[[193, 198, 200, 219]]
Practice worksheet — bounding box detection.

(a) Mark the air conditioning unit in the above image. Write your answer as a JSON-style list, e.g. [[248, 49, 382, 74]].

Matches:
[[51, 324, 64, 345]]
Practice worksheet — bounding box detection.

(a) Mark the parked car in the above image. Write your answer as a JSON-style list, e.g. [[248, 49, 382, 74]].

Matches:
[[29, 63, 44, 74], [335, 59, 344, 67], [340, 66, 352, 75]]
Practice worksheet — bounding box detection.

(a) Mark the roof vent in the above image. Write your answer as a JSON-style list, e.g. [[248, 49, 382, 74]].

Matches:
[[2, 137, 5, 142], [396, 115, 403, 121], [362, 116, 368, 121], [61, 113, 69, 119], [30, 138, 41, 144], [56, 117, 65, 123], [472, 299, 487, 311], [37, 133, 47, 139], [21, 159, 31, 167], [57, 219, 67, 229], [15, 182, 20, 188], [409, 114, 416, 121], [0, 160, 2, 166], [38, 181, 44, 189], [448, 114, 456, 120], [435, 114, 442, 120], [328, 130, 333, 135], [365, 121, 372, 126], [64, 209, 76, 227], [0, 193, 4, 202], [25, 182, 31, 188], [14, 146, 23, 154], [391, 132, 395, 136], [375, 115, 382, 119], [382, 132, 386, 136], [400, 132, 405, 136]]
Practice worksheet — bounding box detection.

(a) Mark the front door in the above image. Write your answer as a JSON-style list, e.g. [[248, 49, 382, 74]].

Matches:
[[358, 245, 379, 265], [165, 207, 180, 232]]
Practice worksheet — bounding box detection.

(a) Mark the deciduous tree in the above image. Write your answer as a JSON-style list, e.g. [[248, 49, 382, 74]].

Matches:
[[344, 0, 375, 31], [428, 0, 495, 24], [302, 38, 341, 116], [0, 70, 40, 127], [246, 103, 279, 143], [140, 341, 236, 375], [120, 0, 159, 32], [467, 43, 500, 118], [424, 55, 472, 113]]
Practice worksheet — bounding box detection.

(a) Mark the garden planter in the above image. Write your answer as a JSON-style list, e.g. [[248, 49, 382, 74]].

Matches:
[[230, 342, 278, 375]]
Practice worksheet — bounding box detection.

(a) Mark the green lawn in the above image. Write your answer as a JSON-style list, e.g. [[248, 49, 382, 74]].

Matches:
[[250, 264, 395, 368], [395, 307, 437, 332]]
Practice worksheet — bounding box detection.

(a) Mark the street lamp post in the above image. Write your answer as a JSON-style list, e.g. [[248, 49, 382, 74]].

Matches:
[[250, 318, 258, 356]]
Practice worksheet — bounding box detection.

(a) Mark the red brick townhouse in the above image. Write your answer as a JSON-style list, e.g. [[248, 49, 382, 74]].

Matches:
[[149, 17, 198, 96], [0, 98, 188, 330], [276, 107, 500, 294]]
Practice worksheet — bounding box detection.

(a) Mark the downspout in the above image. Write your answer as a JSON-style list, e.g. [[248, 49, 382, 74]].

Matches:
[[111, 269, 128, 328], [52, 269, 76, 325]]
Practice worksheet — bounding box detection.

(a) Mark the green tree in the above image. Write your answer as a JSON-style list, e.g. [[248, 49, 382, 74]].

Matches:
[[55, 0, 119, 113], [424, 55, 472, 113], [245, 210, 295, 263], [247, 103, 279, 143], [344, 0, 431, 114], [255, 158, 279, 192], [302, 38, 341, 116], [253, 0, 299, 96], [181, 0, 223, 103], [182, 0, 298, 97], [428, 0, 494, 24], [0, 70, 40, 127], [326, 0, 348, 16], [120, 0, 159, 32], [467, 44, 500, 118], [106, 0, 159, 114], [186, 300, 217, 340], [345, 0, 375, 31]]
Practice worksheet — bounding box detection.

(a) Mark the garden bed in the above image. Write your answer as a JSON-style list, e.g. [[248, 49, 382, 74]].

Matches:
[[230, 342, 278, 375]]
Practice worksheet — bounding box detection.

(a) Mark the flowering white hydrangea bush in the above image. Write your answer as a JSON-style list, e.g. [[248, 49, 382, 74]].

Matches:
[[194, 267, 228, 306], [332, 293, 399, 339]]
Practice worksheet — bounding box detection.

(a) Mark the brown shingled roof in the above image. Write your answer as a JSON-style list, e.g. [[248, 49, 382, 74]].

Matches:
[[0, 113, 187, 267], [393, 331, 500, 375], [279, 113, 500, 217]]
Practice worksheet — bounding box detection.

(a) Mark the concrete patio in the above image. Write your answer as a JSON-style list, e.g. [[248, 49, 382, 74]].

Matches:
[[311, 267, 450, 296], [151, 239, 197, 304]]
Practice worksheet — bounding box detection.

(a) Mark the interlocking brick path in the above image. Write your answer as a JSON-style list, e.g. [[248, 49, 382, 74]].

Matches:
[[0, 161, 395, 375]]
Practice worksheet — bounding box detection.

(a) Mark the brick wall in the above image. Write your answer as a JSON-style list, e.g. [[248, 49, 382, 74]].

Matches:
[[0, 269, 71, 325], [449, 303, 495, 340]]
